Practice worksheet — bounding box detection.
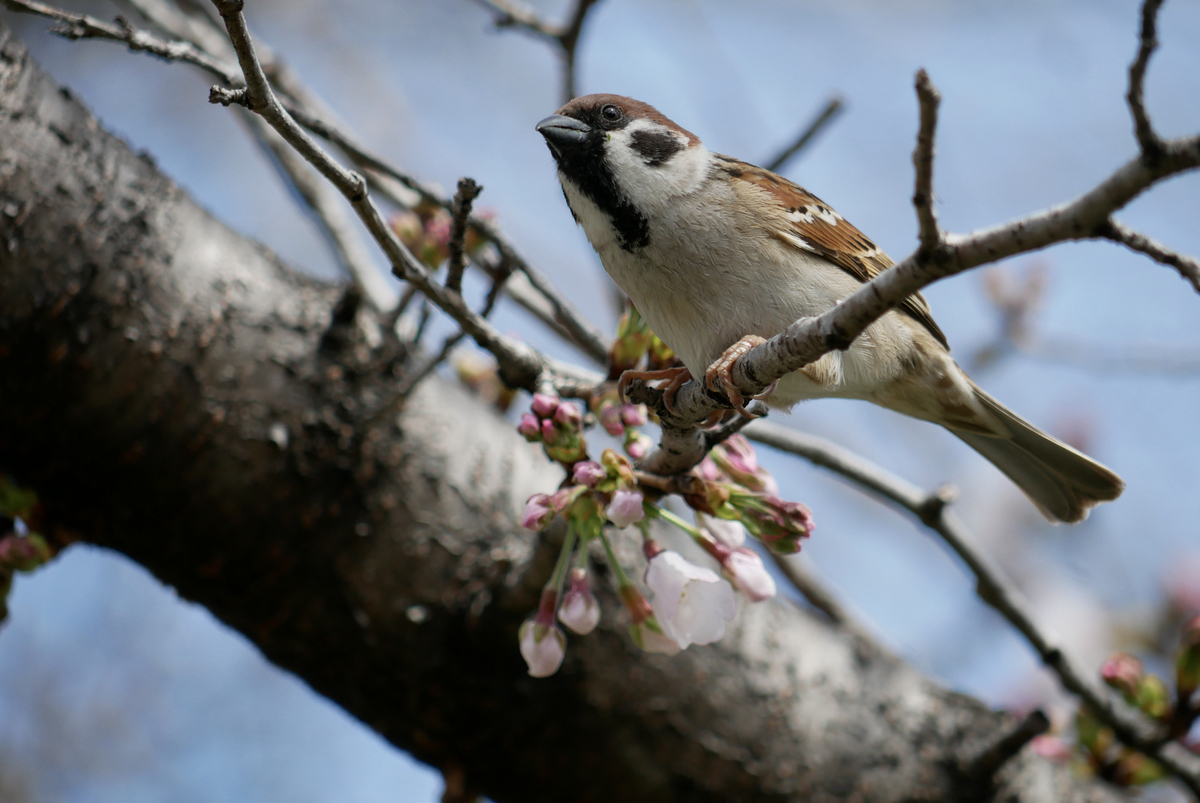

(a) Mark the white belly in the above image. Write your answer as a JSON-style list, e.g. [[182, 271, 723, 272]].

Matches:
[[563, 180, 915, 408]]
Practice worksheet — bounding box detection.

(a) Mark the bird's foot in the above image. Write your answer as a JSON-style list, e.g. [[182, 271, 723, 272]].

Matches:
[[705, 335, 775, 418], [618, 365, 694, 414]]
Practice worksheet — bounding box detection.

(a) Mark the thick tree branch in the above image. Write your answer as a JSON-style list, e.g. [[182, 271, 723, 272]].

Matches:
[[0, 25, 1133, 800], [2, 0, 610, 365]]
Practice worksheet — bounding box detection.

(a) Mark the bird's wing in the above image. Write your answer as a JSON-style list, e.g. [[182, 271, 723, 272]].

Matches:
[[715, 154, 948, 349]]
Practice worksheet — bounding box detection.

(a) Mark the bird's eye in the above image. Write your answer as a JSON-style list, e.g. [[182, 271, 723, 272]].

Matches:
[[600, 104, 622, 123]]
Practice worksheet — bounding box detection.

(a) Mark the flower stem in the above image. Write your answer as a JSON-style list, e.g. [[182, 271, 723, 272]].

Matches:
[[545, 524, 578, 595], [597, 528, 634, 589]]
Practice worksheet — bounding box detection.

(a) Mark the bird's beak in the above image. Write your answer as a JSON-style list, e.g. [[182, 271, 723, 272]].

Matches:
[[536, 114, 591, 156]]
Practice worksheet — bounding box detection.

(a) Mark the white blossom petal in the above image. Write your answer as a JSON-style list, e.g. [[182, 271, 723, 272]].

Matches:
[[519, 620, 566, 677], [725, 549, 776, 602], [558, 588, 601, 635], [645, 551, 736, 648], [697, 513, 746, 548]]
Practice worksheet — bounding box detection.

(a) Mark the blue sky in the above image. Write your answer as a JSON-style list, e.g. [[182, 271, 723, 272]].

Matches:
[[1, 0, 1198, 799]]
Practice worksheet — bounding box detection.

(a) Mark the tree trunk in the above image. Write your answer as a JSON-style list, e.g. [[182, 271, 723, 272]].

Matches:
[[0, 22, 1128, 803]]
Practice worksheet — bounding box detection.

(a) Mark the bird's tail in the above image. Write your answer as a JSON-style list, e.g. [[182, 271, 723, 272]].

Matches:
[[949, 383, 1124, 524]]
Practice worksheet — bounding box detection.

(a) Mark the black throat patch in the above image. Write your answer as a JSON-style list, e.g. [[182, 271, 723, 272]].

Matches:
[[630, 129, 684, 167], [547, 124, 650, 252]]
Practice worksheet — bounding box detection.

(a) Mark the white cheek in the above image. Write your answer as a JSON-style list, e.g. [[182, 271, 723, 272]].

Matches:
[[605, 123, 709, 211]]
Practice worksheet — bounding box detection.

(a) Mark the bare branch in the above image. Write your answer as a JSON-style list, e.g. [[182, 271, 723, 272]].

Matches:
[[247, 114, 396, 310], [1, 0, 237, 80], [763, 95, 844, 173], [472, 0, 603, 102], [743, 420, 1200, 795], [207, 0, 542, 388], [558, 0, 601, 101], [445, 177, 482, 296], [390, 253, 516, 407], [1127, 0, 1166, 160], [913, 69, 942, 252], [471, 0, 559, 40], [640, 120, 1200, 475], [1098, 217, 1200, 293]]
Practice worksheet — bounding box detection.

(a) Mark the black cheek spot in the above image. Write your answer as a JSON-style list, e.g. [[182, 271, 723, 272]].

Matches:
[[629, 129, 684, 167]]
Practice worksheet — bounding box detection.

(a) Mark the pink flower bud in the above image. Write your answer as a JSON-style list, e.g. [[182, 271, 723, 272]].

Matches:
[[540, 419, 557, 442], [426, 211, 452, 246], [522, 494, 555, 531], [530, 393, 560, 419], [558, 568, 600, 635], [517, 413, 541, 441], [598, 403, 625, 437], [619, 404, 647, 427], [723, 548, 776, 602], [572, 461, 606, 489], [711, 435, 777, 494], [1100, 652, 1143, 696], [553, 402, 582, 430], [624, 431, 652, 460], [605, 489, 645, 528], [696, 455, 723, 483], [518, 618, 567, 677]]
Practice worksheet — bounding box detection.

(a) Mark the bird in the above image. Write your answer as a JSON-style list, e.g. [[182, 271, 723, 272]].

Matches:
[[535, 93, 1124, 523]]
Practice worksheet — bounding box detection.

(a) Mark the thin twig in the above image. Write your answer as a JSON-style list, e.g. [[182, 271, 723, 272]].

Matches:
[[763, 96, 844, 173], [742, 419, 1200, 795], [557, 0, 601, 101], [245, 113, 396, 310], [1127, 0, 1166, 160], [1, 0, 237, 79], [391, 253, 517, 405], [912, 69, 942, 252], [1097, 217, 1200, 293], [472, 0, 602, 102], [207, 0, 543, 389], [446, 178, 482, 296]]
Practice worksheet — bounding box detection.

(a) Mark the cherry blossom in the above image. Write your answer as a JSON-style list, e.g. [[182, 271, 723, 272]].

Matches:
[[644, 550, 736, 649]]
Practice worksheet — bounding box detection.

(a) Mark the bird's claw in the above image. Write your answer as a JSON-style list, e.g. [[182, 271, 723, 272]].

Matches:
[[705, 335, 773, 418], [617, 365, 694, 415]]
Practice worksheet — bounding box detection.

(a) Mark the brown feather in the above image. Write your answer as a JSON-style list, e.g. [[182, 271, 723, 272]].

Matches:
[[714, 154, 948, 349]]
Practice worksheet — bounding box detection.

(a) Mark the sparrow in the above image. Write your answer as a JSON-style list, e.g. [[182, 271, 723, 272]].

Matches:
[[535, 94, 1124, 523]]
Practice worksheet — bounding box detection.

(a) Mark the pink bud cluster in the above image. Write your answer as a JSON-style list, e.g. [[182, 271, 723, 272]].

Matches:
[[589, 387, 652, 459], [518, 393, 588, 465], [687, 436, 813, 556], [390, 203, 493, 270]]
